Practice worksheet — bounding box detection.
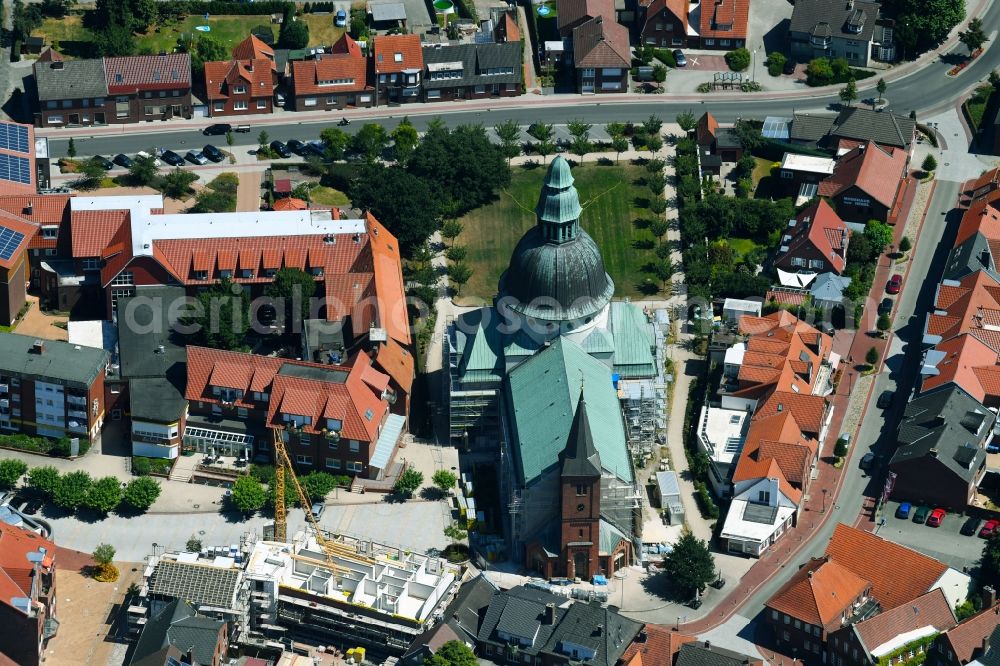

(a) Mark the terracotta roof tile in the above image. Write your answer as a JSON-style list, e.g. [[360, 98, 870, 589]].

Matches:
[[208, 360, 255, 391], [621, 625, 695, 666], [754, 391, 828, 435], [757, 438, 814, 485], [0, 522, 56, 612], [204, 59, 274, 101], [820, 143, 908, 209], [766, 290, 809, 306], [699, 0, 749, 39], [940, 605, 1000, 664], [273, 197, 307, 211], [366, 214, 410, 344], [233, 34, 275, 65], [291, 35, 369, 96], [70, 209, 128, 258], [0, 194, 70, 227], [920, 333, 999, 402], [372, 34, 423, 74], [0, 210, 38, 270], [955, 197, 1000, 246], [375, 337, 414, 394], [573, 16, 631, 68], [217, 249, 236, 272], [104, 53, 191, 93], [852, 588, 955, 655], [766, 556, 871, 628], [774, 199, 849, 274], [825, 523, 949, 611], [557, 0, 615, 33]]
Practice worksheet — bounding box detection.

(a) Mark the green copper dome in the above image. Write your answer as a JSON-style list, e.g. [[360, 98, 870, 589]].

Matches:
[[499, 157, 614, 322]]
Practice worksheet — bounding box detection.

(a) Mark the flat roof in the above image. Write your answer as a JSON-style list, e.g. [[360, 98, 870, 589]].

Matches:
[[780, 153, 836, 175], [720, 499, 796, 543], [369, 1, 407, 21], [0, 332, 108, 388]]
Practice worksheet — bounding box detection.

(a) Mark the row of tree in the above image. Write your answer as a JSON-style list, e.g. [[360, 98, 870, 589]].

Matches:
[[0, 459, 161, 514]]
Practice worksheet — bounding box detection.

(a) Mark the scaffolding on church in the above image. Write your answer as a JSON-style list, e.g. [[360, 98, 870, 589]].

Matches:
[[616, 308, 671, 467], [446, 316, 501, 443]]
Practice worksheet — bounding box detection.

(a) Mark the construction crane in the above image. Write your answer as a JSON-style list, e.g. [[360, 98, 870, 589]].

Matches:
[[271, 427, 368, 573]]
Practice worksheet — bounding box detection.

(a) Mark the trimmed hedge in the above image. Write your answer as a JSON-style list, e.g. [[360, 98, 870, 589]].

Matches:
[[155, 0, 293, 16], [0, 433, 89, 457], [694, 481, 720, 519]]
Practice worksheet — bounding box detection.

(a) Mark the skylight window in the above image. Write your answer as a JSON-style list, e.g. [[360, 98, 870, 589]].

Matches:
[[394, 53, 403, 62]]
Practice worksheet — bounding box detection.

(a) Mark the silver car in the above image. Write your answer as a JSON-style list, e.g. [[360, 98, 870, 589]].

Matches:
[[185, 150, 209, 165]]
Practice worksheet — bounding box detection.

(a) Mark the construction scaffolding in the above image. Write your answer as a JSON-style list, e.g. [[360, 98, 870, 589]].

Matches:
[[616, 308, 670, 467], [445, 315, 502, 443]]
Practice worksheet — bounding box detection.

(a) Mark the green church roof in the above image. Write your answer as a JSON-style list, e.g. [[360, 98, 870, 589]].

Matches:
[[506, 337, 633, 486], [610, 301, 656, 378]]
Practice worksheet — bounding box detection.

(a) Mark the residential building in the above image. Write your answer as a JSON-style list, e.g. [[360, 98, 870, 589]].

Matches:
[[826, 589, 955, 666], [918, 331, 1000, 405], [776, 153, 836, 203], [290, 34, 373, 111], [0, 522, 57, 666], [818, 142, 909, 224], [0, 332, 109, 442], [185, 346, 403, 478], [557, 0, 612, 37], [0, 193, 72, 298], [675, 641, 764, 666], [0, 209, 37, 327], [620, 624, 696, 666], [104, 54, 192, 123], [493, 8, 522, 43], [789, 107, 916, 151], [243, 531, 459, 656], [932, 605, 1000, 665], [371, 34, 423, 104], [696, 401, 751, 495], [788, 0, 884, 67], [127, 599, 228, 666], [203, 58, 274, 117], [422, 42, 523, 102], [573, 16, 631, 93], [0, 121, 36, 194], [639, 0, 688, 47], [695, 112, 743, 171], [32, 58, 111, 127], [399, 575, 499, 665], [888, 384, 994, 510], [232, 34, 277, 70], [692, 0, 749, 49], [773, 199, 850, 275]]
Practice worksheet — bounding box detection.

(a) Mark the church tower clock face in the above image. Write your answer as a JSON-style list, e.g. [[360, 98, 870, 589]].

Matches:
[[576, 503, 586, 512]]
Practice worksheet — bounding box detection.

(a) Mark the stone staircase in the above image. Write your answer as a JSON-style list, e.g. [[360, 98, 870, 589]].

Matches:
[[167, 454, 198, 483]]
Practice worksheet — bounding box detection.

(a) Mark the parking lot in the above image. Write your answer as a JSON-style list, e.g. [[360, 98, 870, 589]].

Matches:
[[879, 500, 986, 571]]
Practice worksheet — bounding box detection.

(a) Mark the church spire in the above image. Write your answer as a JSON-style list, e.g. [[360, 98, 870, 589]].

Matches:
[[535, 156, 583, 244], [561, 391, 602, 478]]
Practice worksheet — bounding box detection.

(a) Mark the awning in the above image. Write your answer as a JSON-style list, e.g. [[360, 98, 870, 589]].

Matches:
[[370, 414, 405, 470]]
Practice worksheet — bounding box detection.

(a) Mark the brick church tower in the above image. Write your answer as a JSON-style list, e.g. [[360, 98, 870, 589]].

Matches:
[[559, 393, 602, 580]]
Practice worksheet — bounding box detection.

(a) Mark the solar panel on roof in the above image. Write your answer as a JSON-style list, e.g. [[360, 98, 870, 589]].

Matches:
[[0, 227, 26, 261], [0, 154, 31, 184], [0, 123, 29, 154]]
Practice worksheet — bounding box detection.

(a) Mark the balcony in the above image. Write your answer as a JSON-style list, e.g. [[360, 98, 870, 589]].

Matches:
[[68, 409, 87, 420]]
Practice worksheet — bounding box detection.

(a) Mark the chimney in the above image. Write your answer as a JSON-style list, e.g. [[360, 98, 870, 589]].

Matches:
[[847, 0, 854, 8], [596, 624, 604, 636], [23, 202, 32, 216], [808, 570, 814, 579], [704, 641, 711, 650], [929, 447, 938, 457], [544, 603, 556, 625], [247, 61, 254, 72], [985, 585, 997, 608], [31, 340, 44, 355]]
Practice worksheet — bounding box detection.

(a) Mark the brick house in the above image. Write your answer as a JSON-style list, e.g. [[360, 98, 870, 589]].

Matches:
[[931, 604, 1000, 665], [371, 34, 423, 105], [773, 199, 850, 275], [290, 34, 373, 111], [422, 42, 523, 102], [572, 16, 630, 93], [557, 0, 612, 37], [0, 193, 70, 301], [789, 0, 882, 68], [103, 54, 193, 123], [639, 0, 688, 48], [0, 210, 37, 327], [32, 58, 112, 127], [0, 523, 58, 666], [818, 142, 908, 224], [203, 58, 274, 117], [694, 0, 749, 49]]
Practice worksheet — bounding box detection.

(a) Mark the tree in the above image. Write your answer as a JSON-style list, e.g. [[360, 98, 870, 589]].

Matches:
[[393, 467, 424, 496], [527, 121, 554, 143], [185, 279, 251, 350], [67, 137, 77, 158], [84, 476, 123, 514], [93, 543, 116, 567], [191, 34, 229, 75], [231, 475, 267, 513], [981, 533, 1000, 588], [40, 0, 71, 19], [570, 135, 592, 161], [877, 313, 892, 332], [494, 119, 522, 164], [448, 263, 473, 295], [300, 471, 338, 500], [444, 245, 467, 262], [725, 47, 751, 72], [649, 219, 670, 239], [53, 470, 92, 510], [661, 532, 715, 599], [353, 123, 389, 161], [922, 154, 938, 172], [876, 78, 887, 103], [991, 70, 1000, 92], [161, 168, 198, 200], [866, 346, 879, 366], [72, 160, 106, 191], [676, 111, 697, 133], [424, 640, 477, 666], [129, 154, 159, 186], [652, 64, 667, 86], [652, 259, 675, 287], [732, 119, 763, 150], [602, 135, 624, 165], [839, 78, 858, 107], [186, 536, 203, 552], [278, 19, 310, 49], [834, 437, 849, 458], [897, 0, 964, 53], [956, 600, 978, 621], [735, 153, 757, 180], [899, 236, 912, 253], [443, 520, 468, 546], [864, 220, 893, 254], [391, 118, 420, 166], [0, 459, 27, 490], [441, 219, 464, 244], [959, 17, 988, 53], [642, 114, 663, 137], [320, 127, 350, 160], [766, 51, 786, 77], [350, 164, 440, 255], [28, 466, 60, 497], [264, 268, 317, 330], [847, 234, 875, 264], [94, 25, 136, 57], [130, 0, 157, 32], [806, 57, 834, 85], [432, 469, 458, 493], [122, 477, 161, 511], [648, 172, 667, 194], [258, 130, 270, 155], [567, 119, 592, 140], [226, 130, 235, 147], [646, 134, 664, 154]]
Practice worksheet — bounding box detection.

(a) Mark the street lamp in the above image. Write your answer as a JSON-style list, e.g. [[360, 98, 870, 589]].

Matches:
[[752, 49, 757, 84], [821, 488, 828, 514]]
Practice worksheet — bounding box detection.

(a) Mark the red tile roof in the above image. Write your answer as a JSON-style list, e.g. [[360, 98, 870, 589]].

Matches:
[[766, 556, 871, 628], [204, 59, 274, 101], [376, 337, 414, 394], [291, 35, 369, 96], [696, 112, 719, 147], [754, 391, 829, 436], [70, 209, 128, 258], [0, 521, 55, 612], [621, 625, 696, 666], [0, 209, 38, 270], [273, 197, 307, 211], [104, 53, 191, 93], [939, 605, 1000, 664], [699, 0, 749, 40], [497, 12, 521, 43], [852, 589, 955, 656], [558, 0, 615, 34], [732, 411, 814, 503], [920, 333, 1000, 402], [818, 143, 908, 209], [956, 193, 1000, 246], [971, 167, 1000, 199], [372, 35, 424, 74], [775, 199, 849, 274], [573, 16, 631, 68], [732, 312, 833, 400], [642, 0, 688, 31], [367, 213, 410, 345], [825, 523, 948, 612], [0, 194, 69, 250], [233, 34, 275, 66]]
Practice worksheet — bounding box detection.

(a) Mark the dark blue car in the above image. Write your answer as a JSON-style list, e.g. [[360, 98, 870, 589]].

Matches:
[[895, 502, 912, 519]]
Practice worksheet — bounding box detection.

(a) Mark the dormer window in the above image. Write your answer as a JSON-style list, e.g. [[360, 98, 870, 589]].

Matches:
[[194, 270, 208, 280], [220, 269, 232, 279], [241, 268, 254, 279], [327, 418, 342, 431], [265, 268, 276, 278], [311, 266, 324, 276], [211, 386, 243, 402], [282, 413, 312, 427], [234, 85, 247, 94]]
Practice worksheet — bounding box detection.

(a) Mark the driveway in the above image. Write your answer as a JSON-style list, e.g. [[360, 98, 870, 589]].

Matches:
[[878, 500, 985, 571], [747, 0, 794, 55]]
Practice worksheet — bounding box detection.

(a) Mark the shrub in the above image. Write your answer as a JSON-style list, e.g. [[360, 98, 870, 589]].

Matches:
[[393, 467, 424, 497], [27, 466, 60, 497], [53, 470, 92, 510], [766, 52, 786, 77], [693, 481, 720, 519], [725, 48, 751, 72], [834, 437, 849, 457], [866, 346, 879, 366], [921, 154, 938, 172], [132, 457, 151, 476], [0, 459, 28, 489], [899, 236, 912, 253], [123, 477, 161, 511]]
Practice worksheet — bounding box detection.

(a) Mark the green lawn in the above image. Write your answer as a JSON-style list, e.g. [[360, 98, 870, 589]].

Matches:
[[727, 237, 763, 260], [457, 162, 658, 303], [311, 185, 351, 206], [967, 85, 994, 130], [301, 14, 347, 46]]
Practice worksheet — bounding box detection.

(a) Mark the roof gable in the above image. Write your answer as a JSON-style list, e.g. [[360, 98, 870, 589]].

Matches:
[[573, 16, 631, 68], [765, 556, 870, 627], [373, 34, 423, 73]]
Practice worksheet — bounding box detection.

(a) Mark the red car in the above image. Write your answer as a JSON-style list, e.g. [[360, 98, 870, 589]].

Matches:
[[981, 519, 1000, 538], [927, 508, 947, 527], [887, 274, 903, 294]]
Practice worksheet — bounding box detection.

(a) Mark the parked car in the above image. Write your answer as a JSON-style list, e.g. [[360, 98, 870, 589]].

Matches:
[[673, 49, 687, 67], [989, 443, 1000, 454], [927, 508, 946, 527], [877, 390, 895, 409], [203, 144, 224, 163], [185, 150, 209, 165], [91, 155, 114, 170], [21, 498, 41, 515], [287, 139, 308, 155], [860, 452, 875, 470], [274, 92, 286, 107], [335, 8, 347, 26], [270, 140, 292, 158], [913, 505, 931, 523], [306, 140, 326, 157], [235, 124, 251, 133], [887, 274, 903, 294], [160, 150, 185, 166], [962, 516, 982, 536], [203, 123, 232, 136], [310, 501, 325, 519], [113, 153, 133, 168], [896, 502, 912, 519], [981, 519, 1000, 538], [878, 297, 893, 315], [135, 150, 163, 167]]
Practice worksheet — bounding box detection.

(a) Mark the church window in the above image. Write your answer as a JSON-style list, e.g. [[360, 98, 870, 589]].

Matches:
[[576, 484, 587, 496]]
